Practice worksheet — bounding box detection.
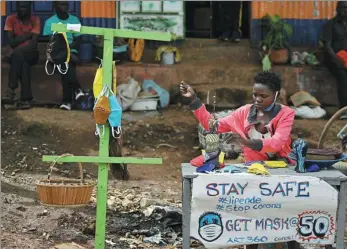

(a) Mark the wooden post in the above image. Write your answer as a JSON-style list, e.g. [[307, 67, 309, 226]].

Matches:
[[43, 24, 171, 249]]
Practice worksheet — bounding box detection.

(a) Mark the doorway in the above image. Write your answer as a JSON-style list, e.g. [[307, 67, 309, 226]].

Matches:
[[185, 1, 251, 39]]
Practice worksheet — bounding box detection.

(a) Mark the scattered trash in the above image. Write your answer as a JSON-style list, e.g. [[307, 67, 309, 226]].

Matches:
[[28, 225, 37, 231], [143, 206, 156, 217], [143, 233, 163, 245], [117, 77, 141, 111], [291, 51, 319, 66], [105, 239, 117, 246], [142, 79, 170, 108], [52, 242, 86, 249], [88, 188, 183, 248], [155, 46, 181, 64], [37, 209, 49, 217], [292, 105, 326, 119], [290, 91, 321, 107], [290, 91, 326, 119], [82, 222, 95, 236], [156, 144, 178, 149], [16, 206, 27, 212], [129, 96, 159, 111]]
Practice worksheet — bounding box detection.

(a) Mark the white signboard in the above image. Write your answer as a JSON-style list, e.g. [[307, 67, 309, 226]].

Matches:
[[120, 1, 140, 12], [190, 174, 338, 248], [120, 14, 184, 37], [163, 1, 183, 13]]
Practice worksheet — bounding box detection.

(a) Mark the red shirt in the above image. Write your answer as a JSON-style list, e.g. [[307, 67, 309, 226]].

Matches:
[[193, 103, 295, 163], [4, 14, 41, 48]]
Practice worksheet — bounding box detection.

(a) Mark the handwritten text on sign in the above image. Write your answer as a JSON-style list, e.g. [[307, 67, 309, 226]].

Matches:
[[190, 174, 338, 248]]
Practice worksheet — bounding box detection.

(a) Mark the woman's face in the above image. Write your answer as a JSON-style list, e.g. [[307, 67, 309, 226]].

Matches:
[[252, 83, 276, 111]]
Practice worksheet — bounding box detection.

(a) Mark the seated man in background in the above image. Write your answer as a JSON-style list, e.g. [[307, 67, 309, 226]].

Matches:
[[43, 1, 84, 111], [217, 1, 242, 42], [2, 1, 40, 109], [321, 1, 347, 119]]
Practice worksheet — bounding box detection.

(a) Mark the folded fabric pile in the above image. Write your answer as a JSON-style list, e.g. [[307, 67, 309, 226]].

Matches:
[[290, 91, 326, 119]]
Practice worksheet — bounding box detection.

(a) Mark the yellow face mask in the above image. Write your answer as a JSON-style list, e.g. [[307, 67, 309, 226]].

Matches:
[[93, 65, 103, 98]]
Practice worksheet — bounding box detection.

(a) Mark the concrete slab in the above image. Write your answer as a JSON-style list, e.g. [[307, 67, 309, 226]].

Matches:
[[1, 38, 338, 106]]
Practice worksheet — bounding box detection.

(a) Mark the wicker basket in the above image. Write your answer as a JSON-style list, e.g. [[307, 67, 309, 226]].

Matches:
[[36, 154, 95, 207]]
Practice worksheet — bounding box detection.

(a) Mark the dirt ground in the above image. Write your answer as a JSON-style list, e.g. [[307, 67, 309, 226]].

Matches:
[[1, 106, 346, 249]]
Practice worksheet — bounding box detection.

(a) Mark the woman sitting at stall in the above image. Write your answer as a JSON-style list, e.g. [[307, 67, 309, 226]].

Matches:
[[180, 71, 297, 249], [180, 71, 295, 164]]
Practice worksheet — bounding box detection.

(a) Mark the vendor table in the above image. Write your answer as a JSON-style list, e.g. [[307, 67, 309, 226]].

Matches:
[[181, 163, 347, 249]]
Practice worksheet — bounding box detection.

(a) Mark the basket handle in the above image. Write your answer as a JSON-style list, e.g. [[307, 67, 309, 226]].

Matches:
[[47, 153, 84, 184]]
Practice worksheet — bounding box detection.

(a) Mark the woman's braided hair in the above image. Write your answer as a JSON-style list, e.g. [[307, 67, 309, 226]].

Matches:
[[253, 71, 281, 93]]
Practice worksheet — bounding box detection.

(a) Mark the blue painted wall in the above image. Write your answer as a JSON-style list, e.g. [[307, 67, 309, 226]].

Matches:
[[251, 19, 329, 48]]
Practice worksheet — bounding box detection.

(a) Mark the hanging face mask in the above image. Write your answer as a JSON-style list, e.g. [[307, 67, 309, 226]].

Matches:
[[45, 31, 70, 75], [93, 64, 103, 98], [107, 85, 123, 138], [264, 91, 279, 112], [93, 84, 111, 137]]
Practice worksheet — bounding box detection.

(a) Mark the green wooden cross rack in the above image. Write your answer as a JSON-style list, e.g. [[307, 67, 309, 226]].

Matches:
[[42, 24, 171, 249]]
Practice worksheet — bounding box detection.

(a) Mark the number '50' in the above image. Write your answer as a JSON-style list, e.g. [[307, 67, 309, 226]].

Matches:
[[298, 216, 330, 238]]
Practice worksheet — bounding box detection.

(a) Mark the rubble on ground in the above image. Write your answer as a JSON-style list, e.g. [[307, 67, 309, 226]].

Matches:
[[50, 187, 188, 248]]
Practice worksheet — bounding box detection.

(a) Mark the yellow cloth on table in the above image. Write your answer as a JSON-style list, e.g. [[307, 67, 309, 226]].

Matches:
[[264, 160, 287, 168], [248, 163, 270, 176]]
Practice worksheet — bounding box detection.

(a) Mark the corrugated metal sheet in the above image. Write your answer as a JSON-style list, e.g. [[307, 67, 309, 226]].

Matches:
[[80, 16, 116, 42], [80, 18, 116, 29], [251, 1, 338, 47], [81, 1, 116, 18], [1, 1, 6, 16], [80, 1, 117, 41], [252, 1, 337, 19], [80, 0, 116, 28]]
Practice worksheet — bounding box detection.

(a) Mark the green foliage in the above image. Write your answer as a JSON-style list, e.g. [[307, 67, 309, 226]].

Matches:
[[261, 14, 293, 52]]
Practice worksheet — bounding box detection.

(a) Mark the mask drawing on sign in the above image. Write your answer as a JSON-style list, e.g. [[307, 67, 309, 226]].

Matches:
[[198, 212, 223, 242]]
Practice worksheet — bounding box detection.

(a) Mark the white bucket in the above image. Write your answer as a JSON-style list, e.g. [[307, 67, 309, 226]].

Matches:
[[161, 52, 175, 65], [129, 97, 159, 111]]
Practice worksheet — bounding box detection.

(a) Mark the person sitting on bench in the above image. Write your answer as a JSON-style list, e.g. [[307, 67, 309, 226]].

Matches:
[[321, 1, 347, 119], [218, 1, 242, 42], [2, 1, 40, 109], [43, 1, 84, 111]]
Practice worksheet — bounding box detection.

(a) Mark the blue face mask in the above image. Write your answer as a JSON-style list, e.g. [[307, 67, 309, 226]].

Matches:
[[108, 93, 122, 138], [264, 91, 279, 112]]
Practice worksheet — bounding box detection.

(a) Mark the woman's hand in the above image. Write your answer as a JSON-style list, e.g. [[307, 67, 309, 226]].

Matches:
[[225, 133, 244, 144], [180, 81, 196, 99], [225, 133, 254, 148]]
